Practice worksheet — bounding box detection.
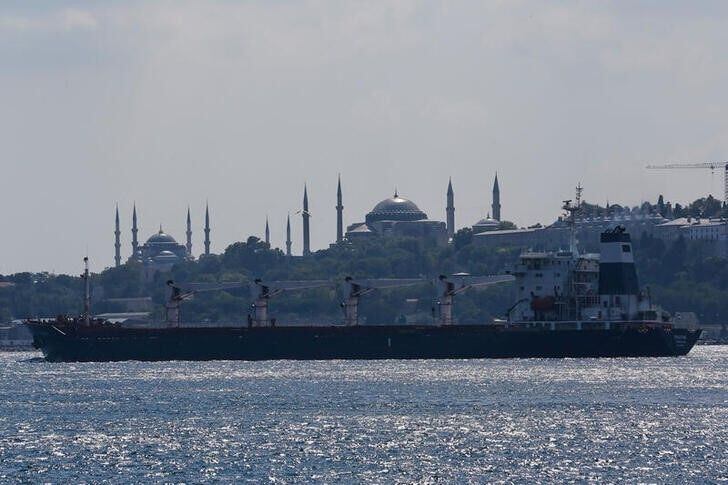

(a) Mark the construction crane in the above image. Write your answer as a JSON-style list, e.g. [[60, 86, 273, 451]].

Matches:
[[646, 162, 728, 205], [250, 279, 333, 326], [437, 273, 515, 325], [166, 279, 335, 327], [342, 277, 426, 326], [165, 280, 246, 326]]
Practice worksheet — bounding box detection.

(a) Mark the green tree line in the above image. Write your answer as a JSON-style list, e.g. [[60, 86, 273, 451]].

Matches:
[[2, 195, 728, 325], [2, 232, 728, 325]]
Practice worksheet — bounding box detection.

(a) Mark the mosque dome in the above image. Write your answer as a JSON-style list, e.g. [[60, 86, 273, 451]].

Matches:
[[365, 193, 428, 224], [146, 226, 177, 244], [473, 215, 500, 233], [474, 217, 499, 228]]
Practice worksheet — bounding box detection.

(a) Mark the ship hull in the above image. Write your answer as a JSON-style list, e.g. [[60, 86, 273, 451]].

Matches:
[[26, 322, 702, 362]]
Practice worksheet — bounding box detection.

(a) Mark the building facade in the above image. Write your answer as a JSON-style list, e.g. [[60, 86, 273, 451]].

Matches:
[[474, 209, 668, 252]]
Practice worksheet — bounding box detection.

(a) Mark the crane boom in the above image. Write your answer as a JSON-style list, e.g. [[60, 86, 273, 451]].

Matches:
[[646, 162, 728, 170], [251, 279, 334, 326], [342, 277, 427, 325], [646, 161, 728, 204], [165, 280, 247, 326], [438, 274, 515, 325]]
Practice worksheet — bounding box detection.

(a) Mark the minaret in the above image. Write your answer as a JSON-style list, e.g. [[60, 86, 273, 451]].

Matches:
[[491, 173, 501, 222], [114, 205, 121, 267], [265, 217, 270, 246], [302, 185, 311, 256], [446, 178, 455, 240], [186, 207, 193, 257], [204, 202, 211, 256], [286, 213, 292, 257], [131, 203, 139, 259], [336, 175, 344, 243]]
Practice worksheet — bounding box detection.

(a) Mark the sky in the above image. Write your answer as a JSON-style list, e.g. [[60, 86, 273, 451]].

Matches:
[[2, 1, 728, 274]]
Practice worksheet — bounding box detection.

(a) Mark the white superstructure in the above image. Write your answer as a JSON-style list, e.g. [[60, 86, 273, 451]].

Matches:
[[509, 226, 663, 324]]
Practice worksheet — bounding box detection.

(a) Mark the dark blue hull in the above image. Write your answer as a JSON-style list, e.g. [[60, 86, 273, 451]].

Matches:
[[26, 322, 702, 362]]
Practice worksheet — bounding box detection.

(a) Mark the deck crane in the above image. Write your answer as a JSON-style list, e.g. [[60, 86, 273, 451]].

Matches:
[[342, 277, 426, 325], [251, 279, 333, 327], [646, 162, 728, 205], [437, 274, 515, 325], [165, 280, 246, 326]]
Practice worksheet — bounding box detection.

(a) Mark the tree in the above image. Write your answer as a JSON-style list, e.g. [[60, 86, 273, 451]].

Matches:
[[453, 228, 473, 250]]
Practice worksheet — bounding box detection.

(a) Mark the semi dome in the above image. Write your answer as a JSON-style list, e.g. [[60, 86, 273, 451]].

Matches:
[[365, 193, 428, 224], [474, 217, 499, 228], [154, 250, 179, 261], [146, 226, 177, 244], [473, 215, 501, 234]]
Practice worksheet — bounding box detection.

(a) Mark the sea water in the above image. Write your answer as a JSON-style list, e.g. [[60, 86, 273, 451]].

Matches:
[[0, 347, 726, 483]]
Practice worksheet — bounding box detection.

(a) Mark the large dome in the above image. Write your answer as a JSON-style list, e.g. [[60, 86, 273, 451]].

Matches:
[[366, 194, 428, 224], [146, 227, 177, 244]]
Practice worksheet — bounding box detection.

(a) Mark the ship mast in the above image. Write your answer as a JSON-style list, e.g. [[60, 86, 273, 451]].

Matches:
[[562, 182, 583, 256], [575, 182, 583, 211], [563, 184, 583, 320], [82, 257, 91, 326]]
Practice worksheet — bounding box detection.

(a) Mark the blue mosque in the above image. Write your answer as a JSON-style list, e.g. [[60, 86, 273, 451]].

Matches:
[[114, 203, 212, 279]]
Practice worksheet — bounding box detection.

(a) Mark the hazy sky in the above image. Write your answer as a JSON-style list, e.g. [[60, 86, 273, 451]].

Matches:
[[3, 1, 728, 274]]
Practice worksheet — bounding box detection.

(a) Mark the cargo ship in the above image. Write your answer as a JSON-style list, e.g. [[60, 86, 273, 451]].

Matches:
[[25, 201, 701, 362]]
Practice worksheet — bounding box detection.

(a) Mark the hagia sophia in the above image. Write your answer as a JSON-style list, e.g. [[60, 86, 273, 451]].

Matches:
[[113, 174, 503, 277]]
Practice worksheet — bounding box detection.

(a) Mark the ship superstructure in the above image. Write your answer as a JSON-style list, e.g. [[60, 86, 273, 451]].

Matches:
[[510, 228, 660, 324], [509, 190, 665, 326]]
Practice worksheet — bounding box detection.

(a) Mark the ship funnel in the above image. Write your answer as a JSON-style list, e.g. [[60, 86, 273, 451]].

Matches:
[[598, 226, 640, 320], [598, 226, 638, 295]]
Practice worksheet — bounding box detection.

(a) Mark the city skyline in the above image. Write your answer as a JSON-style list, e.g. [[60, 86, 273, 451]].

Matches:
[[107, 174, 501, 265], [100, 170, 717, 276], [3, 2, 728, 273]]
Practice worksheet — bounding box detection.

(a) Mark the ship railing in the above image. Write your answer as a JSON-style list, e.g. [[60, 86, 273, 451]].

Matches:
[[507, 320, 673, 331]]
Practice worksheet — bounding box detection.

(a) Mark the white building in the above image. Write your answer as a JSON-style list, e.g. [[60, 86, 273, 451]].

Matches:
[[682, 219, 728, 242], [654, 217, 728, 257]]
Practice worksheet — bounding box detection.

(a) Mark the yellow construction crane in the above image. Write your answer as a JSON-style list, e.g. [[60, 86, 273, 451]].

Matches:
[[646, 162, 728, 205]]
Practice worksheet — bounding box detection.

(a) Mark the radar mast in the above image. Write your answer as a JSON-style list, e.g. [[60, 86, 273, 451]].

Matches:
[[562, 183, 583, 255]]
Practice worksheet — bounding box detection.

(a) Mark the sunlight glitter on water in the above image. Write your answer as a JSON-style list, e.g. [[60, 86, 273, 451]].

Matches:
[[0, 347, 726, 482]]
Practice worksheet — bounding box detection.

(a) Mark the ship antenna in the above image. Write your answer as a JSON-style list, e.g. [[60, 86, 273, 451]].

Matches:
[[82, 256, 91, 326], [575, 182, 583, 208], [562, 183, 583, 256]]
